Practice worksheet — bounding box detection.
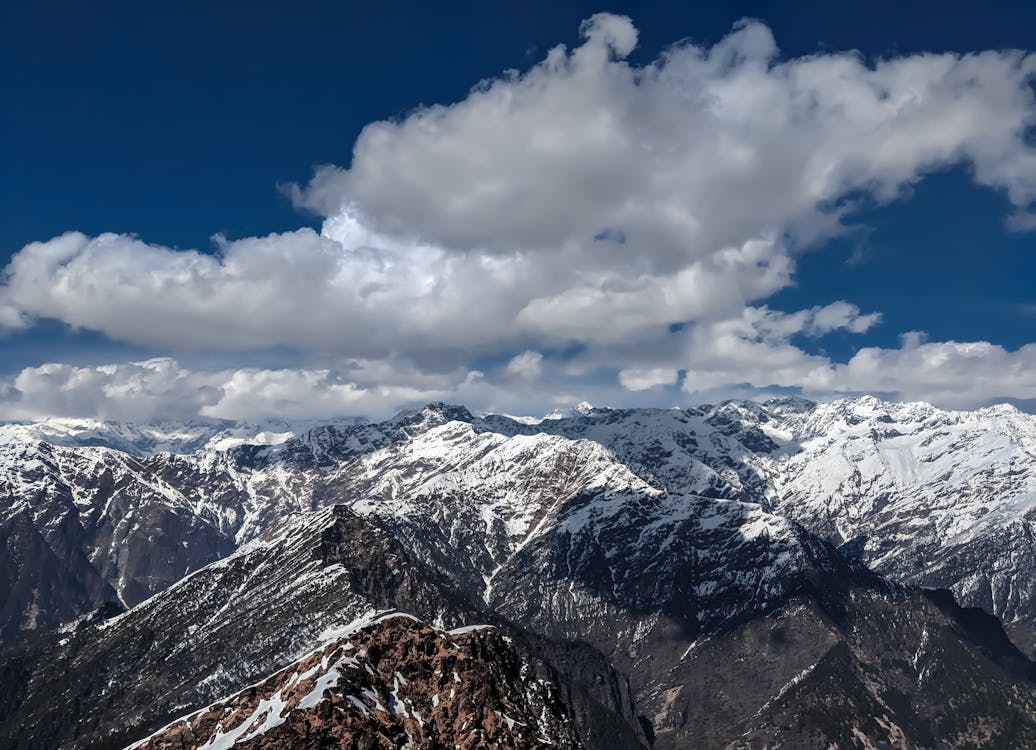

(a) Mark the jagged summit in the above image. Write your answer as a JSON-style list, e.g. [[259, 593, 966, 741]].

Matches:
[[391, 401, 478, 430]]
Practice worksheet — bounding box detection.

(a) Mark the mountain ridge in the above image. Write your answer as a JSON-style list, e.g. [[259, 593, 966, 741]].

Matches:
[[6, 395, 1036, 649]]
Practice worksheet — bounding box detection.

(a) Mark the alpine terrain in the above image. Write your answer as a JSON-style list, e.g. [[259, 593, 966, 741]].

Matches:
[[3, 396, 1036, 748]]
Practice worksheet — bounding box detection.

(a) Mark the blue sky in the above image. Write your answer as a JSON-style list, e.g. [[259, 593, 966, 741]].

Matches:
[[1, 0, 1035, 420]]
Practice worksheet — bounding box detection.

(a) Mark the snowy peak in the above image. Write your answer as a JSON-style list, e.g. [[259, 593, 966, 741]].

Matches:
[[393, 401, 477, 430]]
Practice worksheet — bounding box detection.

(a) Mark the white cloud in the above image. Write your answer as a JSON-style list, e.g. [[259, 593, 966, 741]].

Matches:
[[3, 359, 223, 422], [618, 368, 680, 391], [575, 302, 878, 390], [0, 358, 475, 422], [505, 350, 544, 380], [294, 17, 1036, 259], [205, 366, 464, 422], [1, 14, 1035, 417], [819, 339, 1036, 408], [1, 337, 1033, 424], [802, 301, 882, 336], [5, 16, 1034, 353], [666, 311, 1036, 409]]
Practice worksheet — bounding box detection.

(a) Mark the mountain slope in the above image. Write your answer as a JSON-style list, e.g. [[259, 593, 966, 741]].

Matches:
[[765, 397, 1036, 655], [0, 440, 235, 638], [0, 505, 642, 750], [487, 397, 1036, 656], [662, 585, 1036, 749]]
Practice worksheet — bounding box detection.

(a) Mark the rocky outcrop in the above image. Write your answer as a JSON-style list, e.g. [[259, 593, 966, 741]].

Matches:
[[131, 615, 585, 750]]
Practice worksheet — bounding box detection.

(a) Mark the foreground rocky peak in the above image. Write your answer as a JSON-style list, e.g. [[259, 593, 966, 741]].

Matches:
[[131, 614, 585, 750]]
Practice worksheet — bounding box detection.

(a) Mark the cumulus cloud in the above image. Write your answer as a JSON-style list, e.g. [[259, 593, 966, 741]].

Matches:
[[669, 313, 1036, 409], [293, 15, 1036, 258], [0, 354, 683, 423], [618, 368, 681, 391], [1, 359, 224, 422], [5, 17, 1036, 352], [1, 14, 1035, 418], [505, 350, 545, 380], [819, 339, 1036, 408], [0, 358, 474, 422], [1, 338, 1034, 424]]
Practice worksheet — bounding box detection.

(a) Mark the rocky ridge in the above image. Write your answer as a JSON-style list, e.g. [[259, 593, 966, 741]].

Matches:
[[130, 614, 585, 750]]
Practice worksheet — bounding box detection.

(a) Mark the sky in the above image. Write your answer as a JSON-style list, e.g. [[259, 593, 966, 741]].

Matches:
[[1, 0, 1035, 422]]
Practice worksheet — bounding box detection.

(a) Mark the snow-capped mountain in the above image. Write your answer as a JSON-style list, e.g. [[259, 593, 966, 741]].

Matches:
[[0, 439, 237, 636], [493, 397, 1036, 654], [0, 402, 826, 642], [4, 397, 1036, 747], [6, 396, 1036, 649], [765, 397, 1036, 653]]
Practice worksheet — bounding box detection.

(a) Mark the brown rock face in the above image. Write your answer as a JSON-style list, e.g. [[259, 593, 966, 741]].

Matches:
[[131, 614, 585, 750]]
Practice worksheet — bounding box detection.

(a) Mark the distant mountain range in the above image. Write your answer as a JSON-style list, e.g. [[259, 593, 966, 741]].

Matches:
[[0, 415, 368, 455], [3, 397, 1036, 748]]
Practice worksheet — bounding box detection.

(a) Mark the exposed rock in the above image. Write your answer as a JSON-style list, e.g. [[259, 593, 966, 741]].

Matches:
[[131, 615, 584, 750]]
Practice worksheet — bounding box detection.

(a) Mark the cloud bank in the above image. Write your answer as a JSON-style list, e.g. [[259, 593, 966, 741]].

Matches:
[[1, 14, 1035, 420]]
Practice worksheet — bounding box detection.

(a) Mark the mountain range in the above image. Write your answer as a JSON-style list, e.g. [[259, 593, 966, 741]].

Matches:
[[3, 396, 1036, 748]]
